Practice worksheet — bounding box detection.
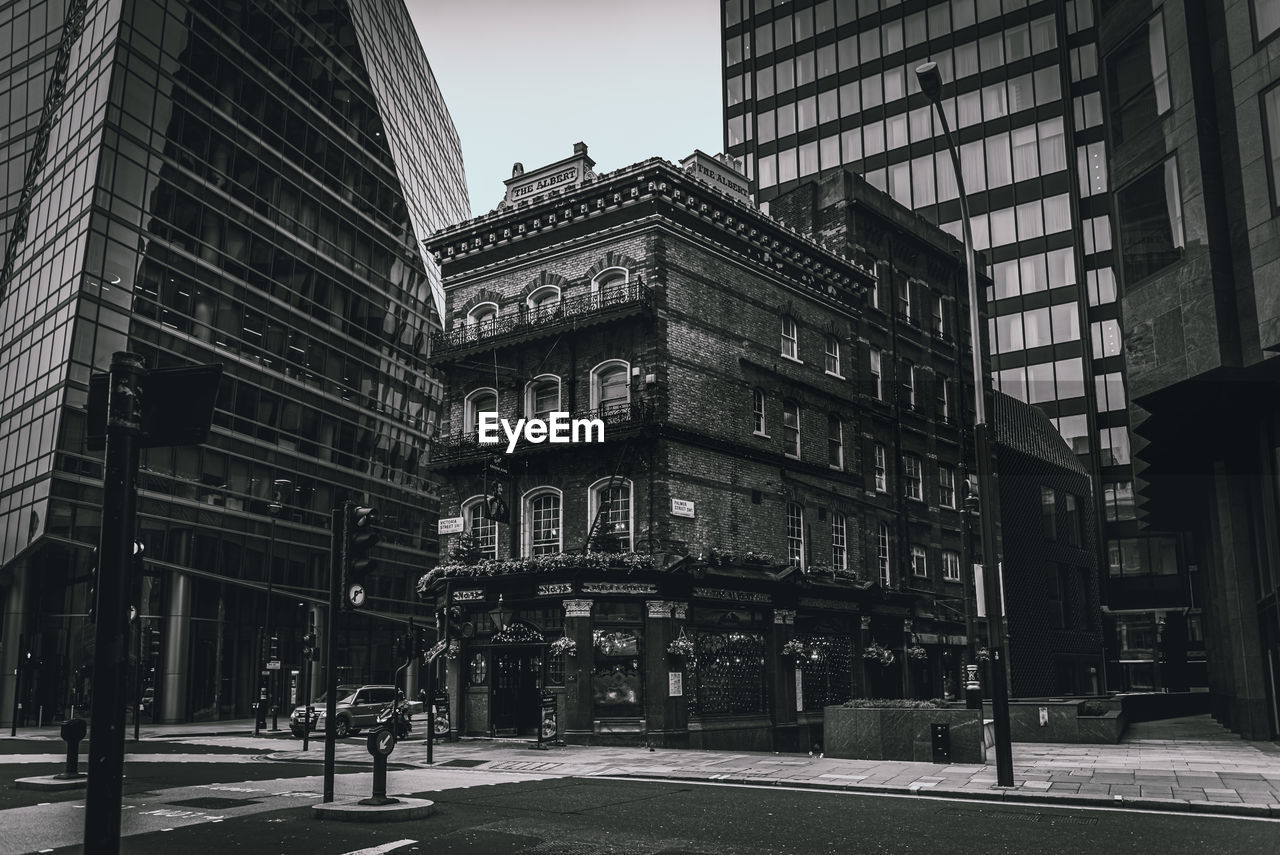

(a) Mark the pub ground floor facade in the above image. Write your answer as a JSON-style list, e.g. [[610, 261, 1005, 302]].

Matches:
[[425, 561, 969, 751]]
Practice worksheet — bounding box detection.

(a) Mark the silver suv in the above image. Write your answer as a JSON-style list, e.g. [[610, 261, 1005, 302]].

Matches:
[[293, 685, 399, 738]]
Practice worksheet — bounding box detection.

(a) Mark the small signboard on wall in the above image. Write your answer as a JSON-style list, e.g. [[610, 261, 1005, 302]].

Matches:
[[668, 671, 683, 697], [671, 499, 695, 518], [438, 516, 465, 535]]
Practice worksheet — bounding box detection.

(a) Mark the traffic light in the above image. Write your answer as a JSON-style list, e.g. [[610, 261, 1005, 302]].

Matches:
[[341, 504, 379, 610], [302, 632, 317, 661], [86, 548, 99, 624], [147, 628, 161, 662]]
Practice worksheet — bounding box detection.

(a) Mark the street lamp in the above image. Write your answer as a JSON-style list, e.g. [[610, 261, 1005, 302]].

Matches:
[[915, 60, 1014, 788], [263, 480, 290, 733]]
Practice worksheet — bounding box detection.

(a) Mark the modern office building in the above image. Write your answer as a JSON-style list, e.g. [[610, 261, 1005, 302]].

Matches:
[[1095, 0, 1280, 739], [720, 0, 1200, 694], [0, 0, 468, 726]]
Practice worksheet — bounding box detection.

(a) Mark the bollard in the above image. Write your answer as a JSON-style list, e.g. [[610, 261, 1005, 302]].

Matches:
[[358, 728, 399, 806], [57, 718, 88, 779]]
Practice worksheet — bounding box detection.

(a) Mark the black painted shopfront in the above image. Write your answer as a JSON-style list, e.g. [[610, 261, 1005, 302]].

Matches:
[[422, 564, 966, 751]]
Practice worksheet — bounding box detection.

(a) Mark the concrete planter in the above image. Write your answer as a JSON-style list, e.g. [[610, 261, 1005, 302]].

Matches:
[[823, 705, 985, 763], [1005, 700, 1127, 744]]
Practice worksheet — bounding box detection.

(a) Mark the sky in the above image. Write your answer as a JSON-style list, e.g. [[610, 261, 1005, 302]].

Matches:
[[406, 0, 725, 218]]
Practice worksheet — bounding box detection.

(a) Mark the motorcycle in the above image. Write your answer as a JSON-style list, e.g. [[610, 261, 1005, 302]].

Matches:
[[375, 690, 412, 739]]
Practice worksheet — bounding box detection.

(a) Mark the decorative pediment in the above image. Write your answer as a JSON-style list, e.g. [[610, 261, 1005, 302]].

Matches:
[[520, 271, 571, 302]]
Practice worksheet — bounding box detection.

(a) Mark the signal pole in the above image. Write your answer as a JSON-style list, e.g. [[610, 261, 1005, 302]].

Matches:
[[84, 352, 144, 854]]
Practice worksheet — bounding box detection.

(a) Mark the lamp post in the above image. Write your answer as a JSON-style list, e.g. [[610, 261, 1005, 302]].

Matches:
[[915, 60, 1014, 788], [264, 489, 285, 733]]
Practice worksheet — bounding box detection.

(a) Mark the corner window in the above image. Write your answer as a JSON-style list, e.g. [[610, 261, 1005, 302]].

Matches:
[[1106, 12, 1170, 144], [591, 360, 630, 412], [874, 443, 887, 492], [463, 497, 499, 559], [783, 400, 801, 458], [464, 388, 498, 434], [752, 388, 767, 435], [787, 503, 805, 569], [824, 335, 841, 375], [1064, 493, 1083, 547], [877, 522, 891, 586], [1116, 157, 1184, 286], [589, 478, 632, 552], [827, 414, 843, 469], [525, 375, 561, 420], [524, 489, 562, 556], [832, 512, 847, 571], [781, 316, 799, 359]]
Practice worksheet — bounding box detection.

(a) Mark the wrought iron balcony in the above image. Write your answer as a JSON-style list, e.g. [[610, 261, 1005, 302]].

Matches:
[[429, 400, 656, 466], [429, 282, 654, 362]]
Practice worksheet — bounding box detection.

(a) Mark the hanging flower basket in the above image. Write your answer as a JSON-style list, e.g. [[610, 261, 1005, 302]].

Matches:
[[906, 644, 928, 661], [862, 642, 896, 667], [780, 638, 807, 659], [549, 636, 577, 658], [445, 640, 461, 660], [667, 630, 695, 659]]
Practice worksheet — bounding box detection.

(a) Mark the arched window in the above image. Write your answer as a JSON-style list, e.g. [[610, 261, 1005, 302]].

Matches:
[[590, 360, 630, 412], [527, 285, 560, 316], [752, 388, 766, 435], [525, 374, 560, 419], [591, 267, 628, 301], [783, 400, 801, 458], [588, 477, 633, 552], [462, 496, 498, 559], [524, 488, 562, 556], [464, 387, 498, 434], [467, 302, 498, 327]]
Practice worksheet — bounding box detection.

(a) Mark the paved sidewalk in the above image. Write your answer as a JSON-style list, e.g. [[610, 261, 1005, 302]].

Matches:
[[7, 715, 1280, 818]]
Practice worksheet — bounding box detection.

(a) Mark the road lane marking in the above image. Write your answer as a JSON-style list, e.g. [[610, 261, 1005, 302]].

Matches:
[[339, 840, 417, 855]]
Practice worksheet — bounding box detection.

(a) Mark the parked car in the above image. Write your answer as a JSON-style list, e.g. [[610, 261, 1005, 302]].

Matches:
[[289, 684, 357, 737], [295, 685, 420, 738]]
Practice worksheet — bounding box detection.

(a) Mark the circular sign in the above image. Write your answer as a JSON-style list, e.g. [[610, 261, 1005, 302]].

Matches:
[[347, 584, 366, 608], [367, 727, 397, 757]]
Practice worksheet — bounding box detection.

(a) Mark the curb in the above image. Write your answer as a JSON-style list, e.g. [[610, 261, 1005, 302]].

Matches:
[[606, 772, 1278, 818]]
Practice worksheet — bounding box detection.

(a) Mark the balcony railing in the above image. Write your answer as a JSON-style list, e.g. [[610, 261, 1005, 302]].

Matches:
[[430, 282, 654, 359], [429, 400, 655, 465]]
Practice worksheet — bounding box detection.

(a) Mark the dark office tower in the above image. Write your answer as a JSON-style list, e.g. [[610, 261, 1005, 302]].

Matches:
[[721, 0, 1199, 695], [0, 0, 468, 726], [1096, 1, 1280, 739]]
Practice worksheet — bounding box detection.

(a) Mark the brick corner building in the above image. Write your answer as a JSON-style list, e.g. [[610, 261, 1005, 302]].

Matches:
[[420, 147, 1100, 750]]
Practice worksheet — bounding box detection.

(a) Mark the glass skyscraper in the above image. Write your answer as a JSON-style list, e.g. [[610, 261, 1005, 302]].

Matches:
[[721, 0, 1199, 692], [0, 0, 468, 724]]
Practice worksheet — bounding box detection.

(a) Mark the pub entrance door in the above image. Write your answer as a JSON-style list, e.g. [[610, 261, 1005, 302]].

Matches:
[[492, 648, 541, 736]]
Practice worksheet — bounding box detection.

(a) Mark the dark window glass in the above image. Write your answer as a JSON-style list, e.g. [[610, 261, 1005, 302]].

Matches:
[[1106, 13, 1170, 144], [1116, 158, 1184, 285]]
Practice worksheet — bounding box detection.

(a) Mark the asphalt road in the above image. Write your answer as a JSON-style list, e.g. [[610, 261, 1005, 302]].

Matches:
[[17, 776, 1280, 855]]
